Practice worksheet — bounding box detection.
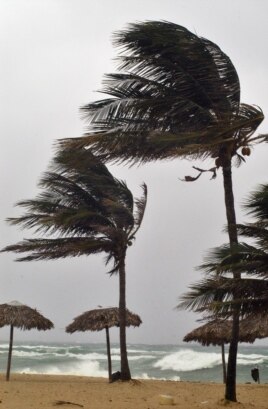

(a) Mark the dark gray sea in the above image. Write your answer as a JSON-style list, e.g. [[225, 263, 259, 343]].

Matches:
[[0, 342, 267, 383]]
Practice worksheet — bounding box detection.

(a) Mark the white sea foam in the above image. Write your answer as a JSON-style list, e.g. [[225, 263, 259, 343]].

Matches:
[[154, 349, 222, 372], [110, 348, 120, 354], [11, 350, 108, 360], [0, 344, 10, 349], [104, 353, 156, 362], [20, 360, 107, 377], [111, 347, 157, 354], [128, 355, 156, 361], [12, 350, 46, 358], [127, 349, 154, 354], [137, 372, 181, 381], [237, 353, 267, 365]]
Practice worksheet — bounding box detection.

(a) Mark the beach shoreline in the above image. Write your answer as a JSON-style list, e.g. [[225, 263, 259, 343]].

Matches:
[[0, 374, 267, 409]]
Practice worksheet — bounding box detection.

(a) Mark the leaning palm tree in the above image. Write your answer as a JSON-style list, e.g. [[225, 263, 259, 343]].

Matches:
[[60, 21, 266, 401], [2, 146, 147, 381]]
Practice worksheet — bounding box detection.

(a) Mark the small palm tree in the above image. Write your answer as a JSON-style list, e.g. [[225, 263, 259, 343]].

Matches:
[[2, 146, 147, 381], [179, 184, 268, 364], [62, 21, 266, 400]]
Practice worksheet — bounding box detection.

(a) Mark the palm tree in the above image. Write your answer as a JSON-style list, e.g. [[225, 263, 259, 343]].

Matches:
[[2, 146, 147, 381], [61, 21, 266, 400], [179, 184, 268, 381]]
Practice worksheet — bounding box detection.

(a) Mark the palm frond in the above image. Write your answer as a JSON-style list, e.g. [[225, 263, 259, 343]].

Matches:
[[178, 276, 233, 312], [242, 183, 268, 221], [130, 183, 148, 237], [178, 275, 268, 317], [199, 242, 268, 278], [1, 237, 111, 261], [3, 146, 147, 274], [114, 21, 240, 113], [62, 21, 259, 165]]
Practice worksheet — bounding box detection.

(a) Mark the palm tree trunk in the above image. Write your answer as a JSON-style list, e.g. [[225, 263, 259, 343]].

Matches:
[[6, 324, 14, 381], [221, 343, 227, 384], [222, 158, 240, 402], [118, 257, 131, 380], [105, 326, 112, 382]]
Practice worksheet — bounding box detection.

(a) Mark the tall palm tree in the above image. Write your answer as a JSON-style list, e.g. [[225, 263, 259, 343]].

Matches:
[[61, 21, 266, 400], [2, 146, 147, 381]]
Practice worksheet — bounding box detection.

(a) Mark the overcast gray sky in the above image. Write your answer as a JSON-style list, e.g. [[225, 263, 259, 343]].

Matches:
[[1, 0, 268, 345]]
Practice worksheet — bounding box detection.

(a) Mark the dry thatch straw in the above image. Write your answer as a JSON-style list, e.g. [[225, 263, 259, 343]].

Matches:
[[0, 301, 54, 331], [184, 320, 232, 346], [240, 314, 268, 341], [0, 301, 54, 381], [66, 307, 142, 381], [66, 307, 141, 333]]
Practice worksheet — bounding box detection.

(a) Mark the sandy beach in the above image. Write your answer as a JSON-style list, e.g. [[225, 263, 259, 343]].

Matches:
[[0, 374, 267, 409]]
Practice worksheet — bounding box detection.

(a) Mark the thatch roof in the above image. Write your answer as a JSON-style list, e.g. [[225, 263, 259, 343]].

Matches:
[[66, 307, 142, 333], [0, 301, 54, 331], [240, 314, 268, 341], [183, 318, 260, 346]]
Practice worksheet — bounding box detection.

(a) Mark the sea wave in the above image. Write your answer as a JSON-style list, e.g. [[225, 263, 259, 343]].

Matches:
[[237, 353, 267, 365], [19, 360, 107, 377], [5, 349, 156, 363], [136, 372, 181, 381], [10, 350, 109, 360], [154, 349, 222, 372]]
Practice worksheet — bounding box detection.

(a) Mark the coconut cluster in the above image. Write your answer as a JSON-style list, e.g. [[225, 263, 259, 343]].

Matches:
[[241, 146, 251, 156]]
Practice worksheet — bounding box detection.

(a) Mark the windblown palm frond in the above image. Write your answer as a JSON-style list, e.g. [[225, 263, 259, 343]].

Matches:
[[243, 184, 268, 220], [59, 21, 265, 166], [2, 146, 147, 273], [178, 274, 268, 317], [130, 183, 148, 238], [199, 242, 268, 278], [2, 237, 110, 261], [180, 182, 268, 321]]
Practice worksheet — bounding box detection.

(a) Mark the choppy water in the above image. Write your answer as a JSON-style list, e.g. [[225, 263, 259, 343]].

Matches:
[[0, 342, 267, 383]]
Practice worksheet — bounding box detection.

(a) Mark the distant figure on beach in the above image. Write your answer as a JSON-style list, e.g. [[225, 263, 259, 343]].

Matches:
[[251, 367, 260, 384]]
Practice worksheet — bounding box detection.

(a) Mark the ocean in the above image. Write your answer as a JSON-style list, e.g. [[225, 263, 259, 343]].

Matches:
[[0, 342, 267, 383]]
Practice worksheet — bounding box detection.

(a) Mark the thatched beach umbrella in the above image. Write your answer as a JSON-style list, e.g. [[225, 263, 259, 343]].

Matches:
[[66, 307, 142, 381], [0, 301, 54, 381], [240, 315, 268, 341], [183, 319, 258, 383]]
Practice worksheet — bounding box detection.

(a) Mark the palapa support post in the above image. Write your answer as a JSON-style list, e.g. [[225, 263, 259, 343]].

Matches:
[[6, 324, 14, 381], [221, 343, 227, 384], [105, 326, 112, 382]]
